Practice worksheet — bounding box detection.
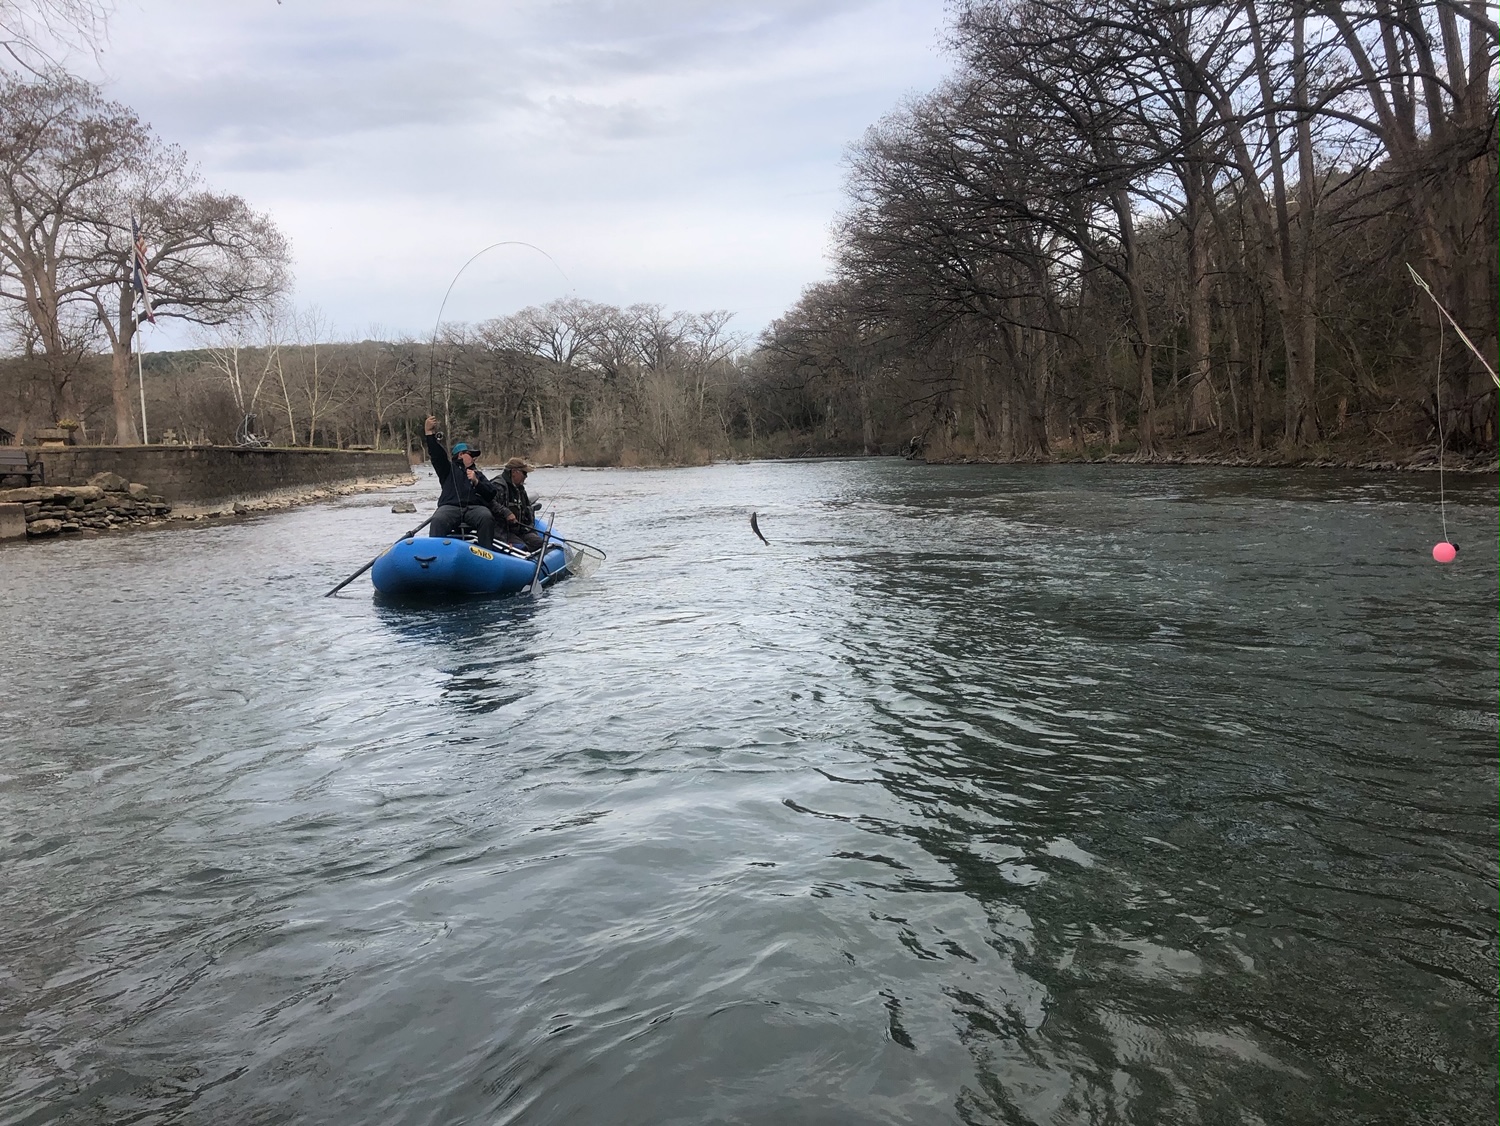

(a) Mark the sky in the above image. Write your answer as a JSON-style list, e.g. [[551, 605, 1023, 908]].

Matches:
[[71, 0, 954, 348]]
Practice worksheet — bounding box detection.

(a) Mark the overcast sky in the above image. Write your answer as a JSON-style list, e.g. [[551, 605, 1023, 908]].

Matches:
[[75, 1, 953, 348]]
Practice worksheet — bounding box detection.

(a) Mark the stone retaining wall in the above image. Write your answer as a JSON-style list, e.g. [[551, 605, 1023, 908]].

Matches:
[[0, 448, 416, 541], [24, 446, 412, 506], [0, 476, 172, 538]]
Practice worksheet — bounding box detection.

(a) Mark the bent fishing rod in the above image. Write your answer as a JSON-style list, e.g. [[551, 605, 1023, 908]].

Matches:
[[426, 240, 575, 413]]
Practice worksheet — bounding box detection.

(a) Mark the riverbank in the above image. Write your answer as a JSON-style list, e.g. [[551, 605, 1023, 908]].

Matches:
[[1, 472, 414, 541], [1, 445, 417, 542], [911, 435, 1499, 474]]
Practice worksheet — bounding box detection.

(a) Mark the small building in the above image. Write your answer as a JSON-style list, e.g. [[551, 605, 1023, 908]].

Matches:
[[0, 425, 16, 446]]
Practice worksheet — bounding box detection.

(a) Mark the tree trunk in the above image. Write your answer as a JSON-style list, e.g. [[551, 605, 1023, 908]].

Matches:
[[1249, 300, 1267, 450], [1185, 188, 1216, 433], [275, 350, 297, 445], [859, 379, 874, 454], [110, 282, 140, 444], [1282, 6, 1320, 448], [1224, 296, 1243, 440], [1114, 189, 1155, 456]]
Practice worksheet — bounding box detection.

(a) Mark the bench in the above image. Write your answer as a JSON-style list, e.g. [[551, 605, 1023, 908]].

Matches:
[[0, 447, 43, 486]]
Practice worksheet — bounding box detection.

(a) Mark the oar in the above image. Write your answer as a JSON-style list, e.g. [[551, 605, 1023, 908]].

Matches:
[[524, 511, 555, 598], [325, 514, 436, 597]]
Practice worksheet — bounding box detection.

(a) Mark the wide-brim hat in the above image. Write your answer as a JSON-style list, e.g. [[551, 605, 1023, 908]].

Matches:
[[503, 457, 533, 472], [451, 442, 481, 458]]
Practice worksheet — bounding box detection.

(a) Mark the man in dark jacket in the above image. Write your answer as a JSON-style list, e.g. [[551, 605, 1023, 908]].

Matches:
[[494, 456, 544, 552], [424, 415, 497, 548]]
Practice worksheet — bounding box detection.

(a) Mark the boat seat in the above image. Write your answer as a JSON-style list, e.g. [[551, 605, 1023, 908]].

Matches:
[[449, 522, 533, 559]]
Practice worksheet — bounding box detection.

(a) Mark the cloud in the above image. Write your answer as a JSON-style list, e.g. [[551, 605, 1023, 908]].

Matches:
[[93, 0, 951, 346]]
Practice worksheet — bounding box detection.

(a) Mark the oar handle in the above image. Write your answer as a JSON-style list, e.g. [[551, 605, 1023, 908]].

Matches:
[[324, 514, 435, 597]]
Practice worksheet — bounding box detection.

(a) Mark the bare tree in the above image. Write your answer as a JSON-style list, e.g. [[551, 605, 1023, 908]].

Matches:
[[0, 0, 108, 73], [352, 337, 417, 449], [0, 72, 141, 423], [0, 72, 289, 442], [281, 306, 346, 446], [96, 179, 290, 442]]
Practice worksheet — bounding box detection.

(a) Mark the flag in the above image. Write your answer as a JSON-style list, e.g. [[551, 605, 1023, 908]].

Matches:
[[131, 216, 156, 325]]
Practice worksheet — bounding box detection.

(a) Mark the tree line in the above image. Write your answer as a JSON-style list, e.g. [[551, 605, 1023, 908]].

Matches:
[[106, 299, 763, 465], [41, 291, 912, 464], [759, 0, 1497, 462], [2, 1, 1492, 467]]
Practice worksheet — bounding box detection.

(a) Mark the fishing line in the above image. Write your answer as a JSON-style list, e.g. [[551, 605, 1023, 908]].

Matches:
[[1435, 314, 1448, 543], [1405, 263, 1477, 562], [426, 240, 576, 416]]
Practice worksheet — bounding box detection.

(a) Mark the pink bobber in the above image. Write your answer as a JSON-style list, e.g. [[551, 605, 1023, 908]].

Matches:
[[1432, 542, 1457, 563]]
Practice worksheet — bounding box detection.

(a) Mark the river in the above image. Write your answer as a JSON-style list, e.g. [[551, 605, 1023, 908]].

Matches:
[[1, 459, 1495, 1125]]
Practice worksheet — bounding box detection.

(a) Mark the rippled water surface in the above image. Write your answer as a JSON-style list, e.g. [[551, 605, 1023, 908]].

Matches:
[[2, 460, 1496, 1125]]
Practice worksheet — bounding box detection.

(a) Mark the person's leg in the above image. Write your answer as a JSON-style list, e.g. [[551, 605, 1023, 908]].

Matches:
[[464, 505, 496, 549], [429, 505, 462, 537], [520, 528, 544, 552]]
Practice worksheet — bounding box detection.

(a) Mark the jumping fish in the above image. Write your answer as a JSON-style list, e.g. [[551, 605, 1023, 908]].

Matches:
[[750, 512, 770, 546]]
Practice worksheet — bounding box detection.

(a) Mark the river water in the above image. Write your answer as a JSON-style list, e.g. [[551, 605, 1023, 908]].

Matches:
[[1, 460, 1495, 1125]]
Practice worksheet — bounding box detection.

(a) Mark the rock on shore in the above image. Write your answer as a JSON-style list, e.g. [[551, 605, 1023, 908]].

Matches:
[[1, 469, 418, 543], [164, 475, 416, 522], [1, 475, 171, 538]]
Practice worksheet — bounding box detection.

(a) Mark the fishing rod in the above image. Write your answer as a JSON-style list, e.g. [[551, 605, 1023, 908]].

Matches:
[[1408, 264, 1498, 389], [426, 241, 575, 414]]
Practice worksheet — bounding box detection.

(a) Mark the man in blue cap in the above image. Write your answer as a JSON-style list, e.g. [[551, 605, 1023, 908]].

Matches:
[[424, 415, 496, 548]]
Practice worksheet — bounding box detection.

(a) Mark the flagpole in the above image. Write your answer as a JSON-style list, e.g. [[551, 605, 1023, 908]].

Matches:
[[130, 214, 155, 445], [137, 330, 148, 445]]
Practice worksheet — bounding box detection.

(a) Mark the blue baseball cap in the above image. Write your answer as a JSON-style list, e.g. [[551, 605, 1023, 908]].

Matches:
[[451, 441, 480, 458]]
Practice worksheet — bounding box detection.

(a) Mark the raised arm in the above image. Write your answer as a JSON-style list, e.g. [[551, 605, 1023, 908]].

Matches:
[[424, 416, 451, 482]]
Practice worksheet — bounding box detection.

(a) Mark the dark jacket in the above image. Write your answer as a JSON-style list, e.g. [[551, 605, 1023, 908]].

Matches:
[[494, 472, 535, 527], [426, 433, 496, 508]]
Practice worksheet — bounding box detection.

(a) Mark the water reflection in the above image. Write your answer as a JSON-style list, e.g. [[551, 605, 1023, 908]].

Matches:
[[372, 600, 546, 717]]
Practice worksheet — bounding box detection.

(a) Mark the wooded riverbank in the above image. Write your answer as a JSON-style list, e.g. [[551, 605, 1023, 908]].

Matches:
[[905, 433, 1500, 475]]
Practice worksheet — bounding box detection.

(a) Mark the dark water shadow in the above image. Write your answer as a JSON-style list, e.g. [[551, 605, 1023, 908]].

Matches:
[[373, 597, 548, 717], [373, 594, 539, 642]]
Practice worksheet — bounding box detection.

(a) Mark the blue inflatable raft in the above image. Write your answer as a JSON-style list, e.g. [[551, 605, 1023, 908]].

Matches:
[[371, 522, 571, 599]]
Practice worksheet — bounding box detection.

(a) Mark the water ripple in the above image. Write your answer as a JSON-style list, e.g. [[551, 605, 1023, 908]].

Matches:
[[0, 462, 1495, 1125]]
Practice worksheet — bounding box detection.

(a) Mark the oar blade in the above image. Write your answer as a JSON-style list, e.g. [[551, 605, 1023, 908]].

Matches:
[[525, 509, 555, 598]]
